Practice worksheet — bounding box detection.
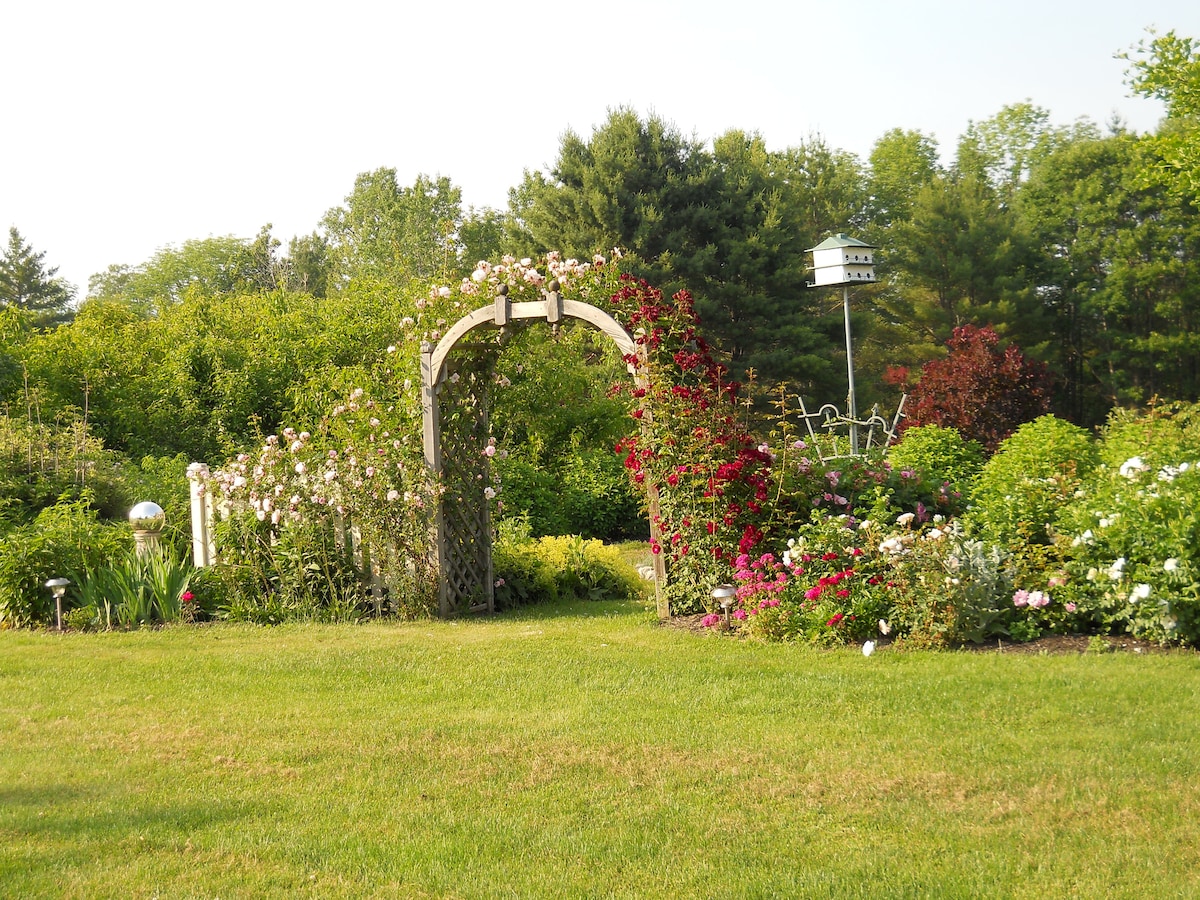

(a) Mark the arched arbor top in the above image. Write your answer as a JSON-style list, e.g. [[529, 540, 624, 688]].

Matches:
[[421, 282, 638, 390]]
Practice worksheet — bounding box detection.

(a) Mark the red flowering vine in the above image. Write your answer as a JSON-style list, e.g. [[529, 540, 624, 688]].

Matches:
[[605, 275, 773, 614]]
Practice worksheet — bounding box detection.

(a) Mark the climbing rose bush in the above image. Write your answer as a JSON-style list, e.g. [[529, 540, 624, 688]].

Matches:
[[606, 277, 773, 614]]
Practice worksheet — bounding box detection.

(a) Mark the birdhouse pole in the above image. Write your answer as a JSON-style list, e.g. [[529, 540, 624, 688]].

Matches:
[[807, 233, 877, 455]]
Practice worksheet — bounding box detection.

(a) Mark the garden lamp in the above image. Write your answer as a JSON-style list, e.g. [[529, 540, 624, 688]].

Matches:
[[712, 583, 737, 630], [45, 578, 70, 631]]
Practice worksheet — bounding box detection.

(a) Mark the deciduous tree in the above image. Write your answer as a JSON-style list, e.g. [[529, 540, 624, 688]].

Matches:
[[900, 324, 1051, 453], [322, 170, 462, 287], [1123, 28, 1200, 198], [87, 230, 282, 308]]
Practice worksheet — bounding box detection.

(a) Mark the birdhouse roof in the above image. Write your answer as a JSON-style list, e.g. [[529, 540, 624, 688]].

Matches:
[[807, 233, 876, 252]]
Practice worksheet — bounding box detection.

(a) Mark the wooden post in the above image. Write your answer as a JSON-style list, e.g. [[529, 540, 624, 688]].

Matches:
[[421, 341, 451, 617], [647, 483, 669, 620]]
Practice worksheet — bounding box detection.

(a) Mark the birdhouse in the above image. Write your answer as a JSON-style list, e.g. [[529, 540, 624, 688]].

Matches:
[[808, 233, 876, 286]]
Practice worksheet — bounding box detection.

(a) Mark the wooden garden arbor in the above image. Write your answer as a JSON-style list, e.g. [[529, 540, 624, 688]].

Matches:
[[420, 280, 659, 617]]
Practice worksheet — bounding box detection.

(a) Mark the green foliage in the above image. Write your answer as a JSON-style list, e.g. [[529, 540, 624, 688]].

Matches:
[[16, 283, 414, 460], [208, 514, 369, 625], [865, 128, 941, 230], [490, 320, 642, 542], [494, 454, 570, 537], [719, 510, 1011, 649], [1053, 403, 1200, 644], [498, 445, 642, 542], [62, 604, 98, 631], [965, 415, 1098, 550], [729, 399, 1200, 648], [493, 533, 646, 611], [87, 229, 282, 307], [559, 447, 644, 541], [608, 277, 774, 615], [0, 415, 117, 528], [0, 496, 131, 627], [322, 170, 462, 284], [1096, 401, 1200, 470], [104, 453, 192, 553], [885, 519, 1012, 648], [1018, 130, 1200, 424], [758, 402, 972, 544], [1123, 29, 1200, 198], [886, 424, 985, 502], [955, 102, 1089, 200], [76, 551, 191, 629], [513, 109, 865, 396], [884, 175, 1043, 351]]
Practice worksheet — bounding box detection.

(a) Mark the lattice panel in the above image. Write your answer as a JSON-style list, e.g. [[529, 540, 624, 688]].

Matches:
[[435, 348, 498, 615]]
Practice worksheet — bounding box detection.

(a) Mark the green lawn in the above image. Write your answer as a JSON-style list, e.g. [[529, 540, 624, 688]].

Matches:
[[3, 599, 1199, 898]]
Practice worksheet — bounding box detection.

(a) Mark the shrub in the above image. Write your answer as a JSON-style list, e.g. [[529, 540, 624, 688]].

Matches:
[[762, 441, 970, 550], [1096, 401, 1200, 471], [965, 415, 1098, 552], [884, 519, 1013, 648], [1054, 404, 1200, 644], [63, 605, 99, 631], [901, 324, 1052, 453], [493, 533, 646, 611], [495, 454, 571, 538], [208, 513, 370, 624], [559, 446, 645, 541], [608, 277, 772, 615], [499, 455, 643, 542], [733, 514, 892, 645], [886, 424, 985, 504], [0, 496, 131, 628], [719, 511, 1012, 649], [0, 417, 121, 530]]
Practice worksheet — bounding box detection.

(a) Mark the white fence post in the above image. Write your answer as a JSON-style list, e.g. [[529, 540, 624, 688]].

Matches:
[[187, 462, 216, 567]]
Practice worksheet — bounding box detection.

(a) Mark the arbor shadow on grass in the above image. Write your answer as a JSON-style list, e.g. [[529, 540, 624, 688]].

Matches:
[[1, 782, 255, 871]]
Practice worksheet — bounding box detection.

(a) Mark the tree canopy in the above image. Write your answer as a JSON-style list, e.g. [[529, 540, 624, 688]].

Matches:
[[1124, 29, 1200, 198], [7, 25, 1200, 491]]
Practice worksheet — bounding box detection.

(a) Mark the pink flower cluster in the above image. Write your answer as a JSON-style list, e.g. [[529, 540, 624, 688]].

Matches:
[[733, 552, 798, 603], [463, 250, 612, 299], [1012, 589, 1051, 608]]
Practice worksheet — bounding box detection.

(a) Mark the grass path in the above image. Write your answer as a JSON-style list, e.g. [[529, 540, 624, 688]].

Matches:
[[3, 599, 1200, 898]]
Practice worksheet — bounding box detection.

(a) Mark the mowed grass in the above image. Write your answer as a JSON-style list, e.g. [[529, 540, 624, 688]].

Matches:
[[3, 599, 1200, 899]]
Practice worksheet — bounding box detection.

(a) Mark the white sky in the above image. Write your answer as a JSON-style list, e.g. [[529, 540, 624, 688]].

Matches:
[[3, 0, 1197, 298]]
